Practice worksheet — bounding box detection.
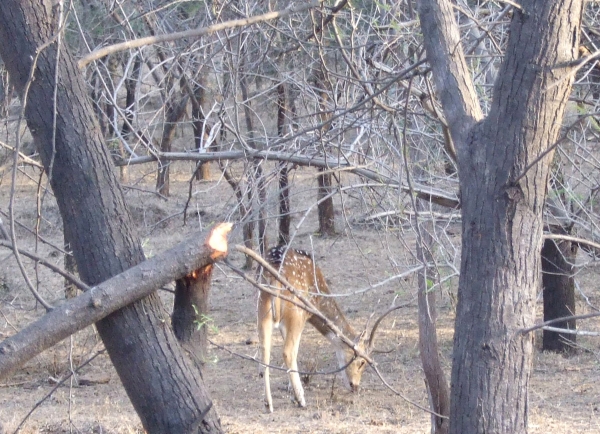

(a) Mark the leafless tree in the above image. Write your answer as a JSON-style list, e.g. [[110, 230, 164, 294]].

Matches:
[[0, 2, 222, 432], [418, 1, 582, 433]]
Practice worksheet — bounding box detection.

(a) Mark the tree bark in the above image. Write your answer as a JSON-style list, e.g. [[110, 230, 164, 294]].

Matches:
[[317, 169, 336, 236], [173, 264, 215, 363], [119, 53, 141, 183], [418, 0, 582, 433], [416, 220, 450, 434], [314, 64, 337, 236], [157, 93, 189, 196], [191, 81, 212, 181], [542, 229, 577, 353], [0, 3, 222, 432], [276, 83, 291, 245], [278, 164, 291, 245]]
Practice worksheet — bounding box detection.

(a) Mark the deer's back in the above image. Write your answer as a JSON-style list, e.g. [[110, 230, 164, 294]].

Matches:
[[265, 246, 330, 296]]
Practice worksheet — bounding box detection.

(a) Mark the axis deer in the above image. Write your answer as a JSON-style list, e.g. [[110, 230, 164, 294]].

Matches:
[[258, 245, 377, 412]]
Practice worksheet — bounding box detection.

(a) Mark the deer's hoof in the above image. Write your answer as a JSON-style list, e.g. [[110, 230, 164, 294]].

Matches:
[[264, 399, 274, 413]]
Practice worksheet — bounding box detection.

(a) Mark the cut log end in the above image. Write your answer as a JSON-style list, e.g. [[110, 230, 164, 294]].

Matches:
[[206, 222, 233, 258]]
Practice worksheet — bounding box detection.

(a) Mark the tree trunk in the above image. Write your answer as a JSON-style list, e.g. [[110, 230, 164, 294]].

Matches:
[[417, 0, 582, 433], [0, 63, 11, 118], [172, 265, 215, 363], [317, 169, 335, 236], [121, 55, 140, 139], [542, 230, 577, 353], [157, 94, 189, 196], [314, 64, 336, 237], [119, 53, 141, 182], [278, 164, 291, 245], [191, 81, 212, 181], [256, 162, 268, 255], [239, 52, 267, 257], [276, 83, 291, 245], [0, 3, 222, 432], [416, 219, 450, 434]]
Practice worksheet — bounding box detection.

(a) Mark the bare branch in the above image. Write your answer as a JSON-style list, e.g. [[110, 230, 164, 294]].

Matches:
[[115, 150, 460, 209], [518, 312, 600, 335], [544, 233, 600, 252], [0, 239, 89, 291], [78, 1, 322, 68], [542, 326, 599, 337]]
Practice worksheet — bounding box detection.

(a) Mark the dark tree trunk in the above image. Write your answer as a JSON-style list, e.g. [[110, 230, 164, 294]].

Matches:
[[119, 53, 141, 182], [239, 52, 267, 258], [157, 94, 189, 196], [416, 221, 450, 434], [276, 83, 291, 245], [242, 194, 255, 269], [119, 56, 142, 183], [0, 3, 222, 433], [173, 265, 215, 363], [278, 164, 291, 245], [198, 157, 211, 180], [417, 0, 582, 433], [191, 81, 212, 181], [317, 169, 335, 236], [542, 230, 577, 353], [313, 65, 336, 237], [256, 162, 268, 255], [121, 54, 140, 138]]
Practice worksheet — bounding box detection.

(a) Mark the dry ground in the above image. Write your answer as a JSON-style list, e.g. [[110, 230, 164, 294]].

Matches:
[[0, 163, 599, 433]]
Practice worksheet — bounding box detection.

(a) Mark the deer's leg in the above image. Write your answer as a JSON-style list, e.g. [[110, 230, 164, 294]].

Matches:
[[281, 311, 306, 407], [258, 292, 274, 412]]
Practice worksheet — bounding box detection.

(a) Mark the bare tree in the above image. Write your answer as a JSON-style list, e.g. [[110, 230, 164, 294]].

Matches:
[[417, 1, 582, 433], [0, 2, 222, 432]]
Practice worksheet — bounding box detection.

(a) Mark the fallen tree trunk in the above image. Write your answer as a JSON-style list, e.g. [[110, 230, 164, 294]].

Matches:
[[0, 223, 231, 381]]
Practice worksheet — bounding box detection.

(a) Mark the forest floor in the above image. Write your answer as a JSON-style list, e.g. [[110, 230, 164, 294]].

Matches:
[[0, 163, 599, 433]]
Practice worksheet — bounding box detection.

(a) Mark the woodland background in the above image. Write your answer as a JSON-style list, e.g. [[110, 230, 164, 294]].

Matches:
[[0, 0, 599, 433]]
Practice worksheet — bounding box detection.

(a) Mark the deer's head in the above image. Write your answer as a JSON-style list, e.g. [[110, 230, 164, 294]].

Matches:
[[340, 323, 381, 392]]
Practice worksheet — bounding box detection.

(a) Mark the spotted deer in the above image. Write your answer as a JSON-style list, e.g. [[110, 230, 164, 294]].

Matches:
[[258, 245, 378, 412]]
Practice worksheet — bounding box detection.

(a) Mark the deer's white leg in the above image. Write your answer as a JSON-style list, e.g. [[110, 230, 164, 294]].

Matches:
[[282, 314, 306, 407], [258, 292, 274, 413]]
